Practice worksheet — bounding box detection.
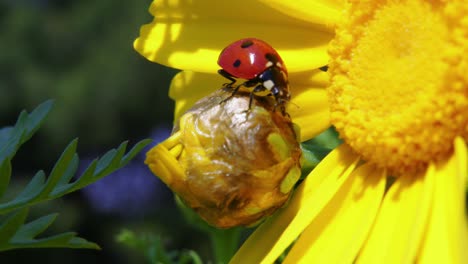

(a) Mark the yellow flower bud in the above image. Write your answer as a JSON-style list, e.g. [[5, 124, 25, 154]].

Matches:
[[146, 89, 302, 228]]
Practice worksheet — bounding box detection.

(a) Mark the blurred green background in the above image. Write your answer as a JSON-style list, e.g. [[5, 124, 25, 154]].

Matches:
[[0, 0, 215, 262]]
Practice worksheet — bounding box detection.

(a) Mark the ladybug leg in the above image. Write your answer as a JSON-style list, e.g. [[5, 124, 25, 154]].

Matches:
[[273, 98, 290, 117], [221, 79, 258, 105], [248, 90, 256, 111], [220, 83, 242, 104], [276, 103, 288, 117], [218, 69, 237, 88], [247, 84, 267, 110]]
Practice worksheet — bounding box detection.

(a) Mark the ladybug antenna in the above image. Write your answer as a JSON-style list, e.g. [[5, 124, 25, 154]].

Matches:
[[286, 100, 300, 110]]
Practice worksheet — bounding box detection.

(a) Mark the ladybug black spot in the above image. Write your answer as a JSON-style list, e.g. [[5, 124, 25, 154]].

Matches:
[[241, 40, 254, 48], [265, 53, 279, 63], [233, 59, 241, 68]]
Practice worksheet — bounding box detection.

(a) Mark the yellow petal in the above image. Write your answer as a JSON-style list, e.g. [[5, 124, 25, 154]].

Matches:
[[289, 69, 330, 88], [169, 71, 223, 122], [288, 69, 331, 140], [454, 137, 468, 185], [145, 139, 186, 192], [418, 138, 468, 263], [283, 163, 386, 264], [134, 0, 334, 73], [170, 71, 331, 141], [357, 167, 435, 263], [258, 0, 344, 30], [288, 86, 330, 141], [230, 144, 360, 264]]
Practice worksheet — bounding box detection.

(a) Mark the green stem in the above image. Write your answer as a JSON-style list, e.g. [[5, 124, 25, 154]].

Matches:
[[210, 227, 242, 264]]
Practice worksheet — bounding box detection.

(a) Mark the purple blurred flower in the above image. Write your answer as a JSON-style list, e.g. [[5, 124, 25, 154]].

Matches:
[[139, 126, 172, 160], [80, 126, 173, 217], [81, 160, 170, 217]]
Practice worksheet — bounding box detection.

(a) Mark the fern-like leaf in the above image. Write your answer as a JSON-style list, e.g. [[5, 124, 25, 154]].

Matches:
[[0, 209, 99, 251], [0, 101, 152, 251], [0, 101, 53, 198]]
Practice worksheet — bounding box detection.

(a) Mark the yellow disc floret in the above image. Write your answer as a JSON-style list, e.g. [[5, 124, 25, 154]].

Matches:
[[328, 0, 468, 175]]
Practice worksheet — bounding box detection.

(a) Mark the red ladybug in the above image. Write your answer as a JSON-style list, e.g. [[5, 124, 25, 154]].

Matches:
[[217, 38, 290, 115]]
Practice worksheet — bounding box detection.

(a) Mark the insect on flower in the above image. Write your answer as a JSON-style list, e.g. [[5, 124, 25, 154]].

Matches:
[[218, 38, 291, 115]]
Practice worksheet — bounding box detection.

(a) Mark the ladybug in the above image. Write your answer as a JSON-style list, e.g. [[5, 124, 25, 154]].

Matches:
[[217, 38, 290, 115]]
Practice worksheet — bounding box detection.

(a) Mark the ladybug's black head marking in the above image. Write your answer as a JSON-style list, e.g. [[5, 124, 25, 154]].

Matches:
[[265, 53, 280, 64], [233, 59, 241, 68], [241, 40, 254, 48]]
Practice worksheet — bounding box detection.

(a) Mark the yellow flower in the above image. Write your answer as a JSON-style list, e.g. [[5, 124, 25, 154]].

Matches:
[[136, 0, 339, 227], [134, 0, 340, 139], [146, 89, 303, 228], [135, 0, 468, 263]]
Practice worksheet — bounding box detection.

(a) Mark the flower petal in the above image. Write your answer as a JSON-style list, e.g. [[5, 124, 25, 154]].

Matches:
[[169, 71, 223, 122], [357, 167, 435, 263], [454, 137, 468, 185], [170, 70, 331, 141], [230, 144, 360, 264], [258, 0, 344, 30], [283, 163, 386, 264], [288, 69, 331, 140], [145, 134, 187, 192], [289, 69, 330, 88], [418, 137, 468, 263], [134, 0, 334, 73], [288, 86, 330, 141]]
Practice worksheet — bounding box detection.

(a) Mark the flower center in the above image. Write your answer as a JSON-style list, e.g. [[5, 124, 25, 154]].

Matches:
[[328, 0, 468, 175]]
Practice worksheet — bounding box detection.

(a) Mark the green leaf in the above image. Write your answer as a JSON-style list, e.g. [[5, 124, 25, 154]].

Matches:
[[0, 208, 29, 244], [0, 127, 13, 147], [13, 171, 47, 202], [0, 210, 99, 251], [13, 213, 58, 240], [0, 171, 47, 213], [66, 236, 100, 249], [0, 159, 12, 198], [178, 250, 203, 264], [37, 139, 78, 198], [0, 125, 24, 166], [117, 229, 173, 264], [0, 139, 151, 216], [21, 100, 54, 142], [54, 154, 79, 189], [116, 229, 140, 248], [69, 159, 98, 190], [0, 100, 53, 165], [121, 139, 152, 165], [95, 149, 118, 175], [94, 141, 128, 177], [300, 127, 342, 176], [300, 144, 333, 175], [304, 126, 342, 149], [0, 100, 152, 251], [0, 101, 52, 198], [117, 228, 205, 264], [8, 232, 100, 250]]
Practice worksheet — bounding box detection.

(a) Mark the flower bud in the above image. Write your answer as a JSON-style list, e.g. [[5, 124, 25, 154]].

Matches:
[[146, 89, 302, 228]]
